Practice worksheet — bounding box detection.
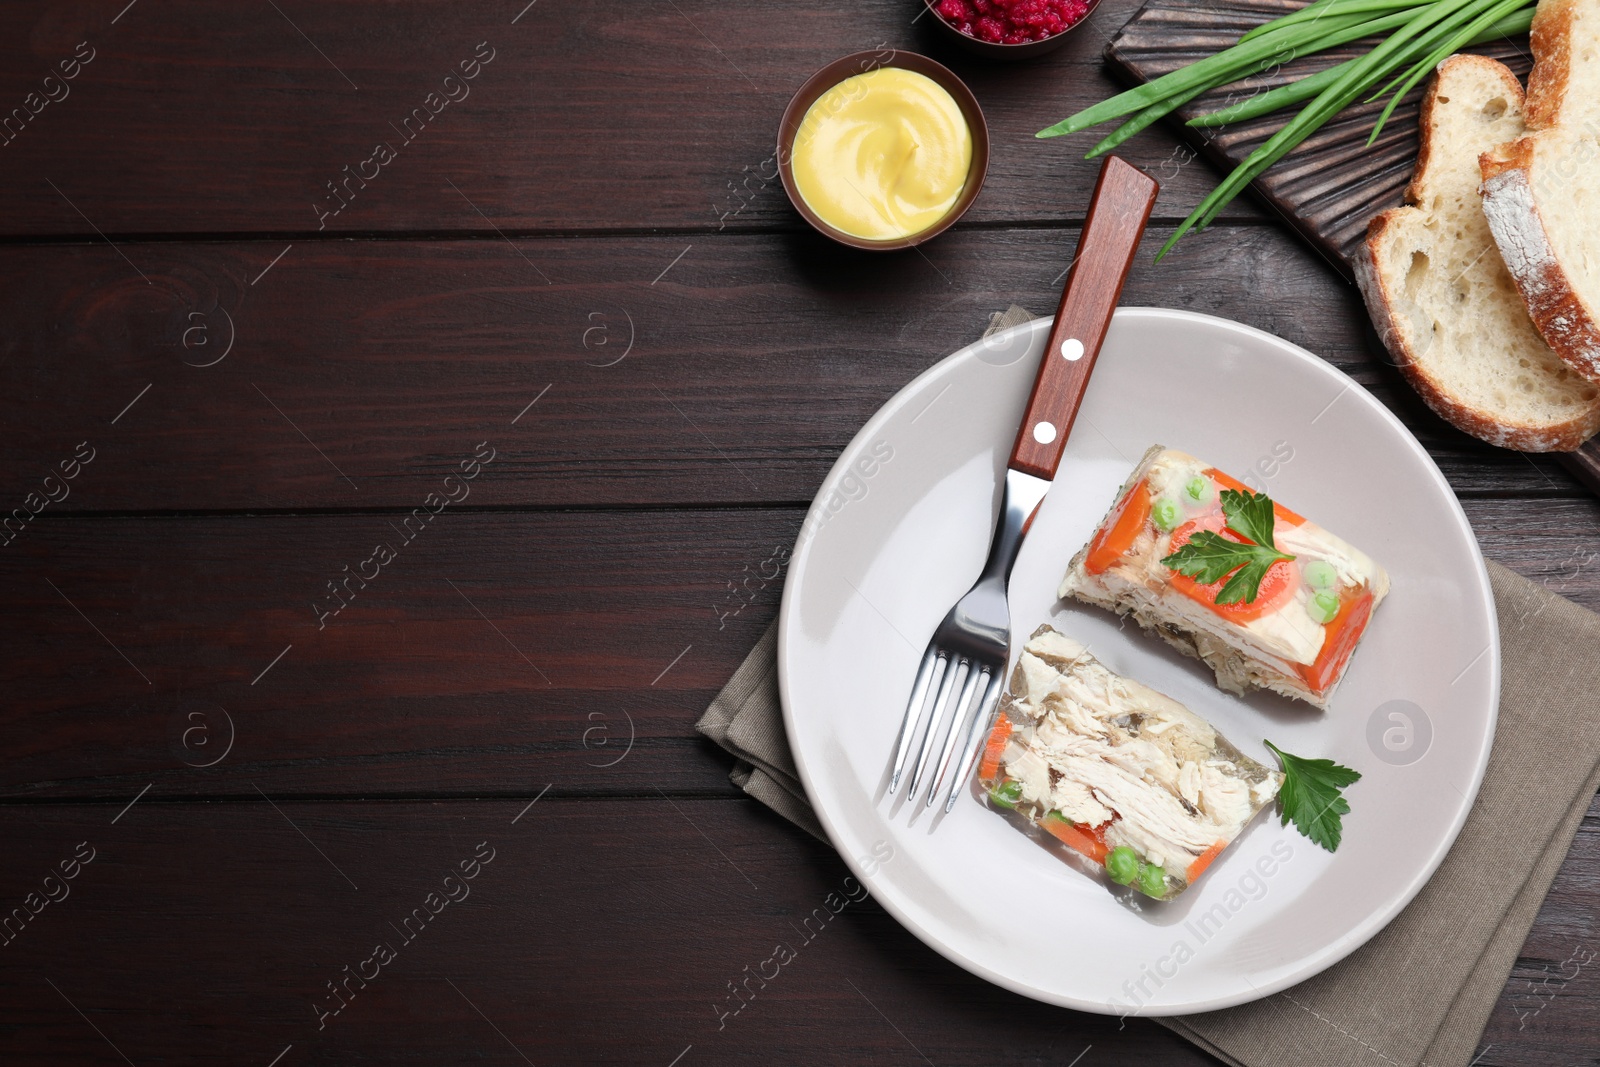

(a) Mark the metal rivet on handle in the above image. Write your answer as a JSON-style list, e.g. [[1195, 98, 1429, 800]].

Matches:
[[1033, 421, 1057, 444], [1060, 338, 1084, 361]]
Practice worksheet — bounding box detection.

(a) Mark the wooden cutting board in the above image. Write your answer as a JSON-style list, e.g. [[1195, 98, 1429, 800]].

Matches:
[[1103, 0, 1600, 492]]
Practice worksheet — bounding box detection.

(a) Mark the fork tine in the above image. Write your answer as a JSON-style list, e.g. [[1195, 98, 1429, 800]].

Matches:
[[944, 671, 1005, 814], [910, 656, 968, 799], [888, 649, 944, 795], [928, 664, 986, 806]]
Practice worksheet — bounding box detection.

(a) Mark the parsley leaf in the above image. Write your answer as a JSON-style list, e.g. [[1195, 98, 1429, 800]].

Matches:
[[1216, 551, 1283, 606], [1264, 740, 1361, 852], [1221, 487, 1279, 549], [1160, 487, 1295, 605]]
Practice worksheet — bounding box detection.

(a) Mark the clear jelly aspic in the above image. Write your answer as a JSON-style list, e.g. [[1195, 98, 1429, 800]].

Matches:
[[1060, 445, 1390, 711], [978, 626, 1283, 901]]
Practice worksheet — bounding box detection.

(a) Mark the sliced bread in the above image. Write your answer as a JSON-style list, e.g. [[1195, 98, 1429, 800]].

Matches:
[[1480, 0, 1600, 383], [1356, 53, 1600, 451]]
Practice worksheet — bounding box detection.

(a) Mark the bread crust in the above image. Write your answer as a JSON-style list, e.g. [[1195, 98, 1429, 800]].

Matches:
[[1479, 0, 1600, 383], [1524, 0, 1576, 130], [1357, 219, 1600, 452], [1357, 55, 1600, 452]]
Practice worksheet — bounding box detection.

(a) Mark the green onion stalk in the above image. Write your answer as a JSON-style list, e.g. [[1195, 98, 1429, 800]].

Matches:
[[1188, 6, 1530, 128], [1036, 0, 1538, 258]]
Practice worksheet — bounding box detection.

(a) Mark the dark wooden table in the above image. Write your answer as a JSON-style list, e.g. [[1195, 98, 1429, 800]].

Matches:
[[2, 2, 1596, 1064]]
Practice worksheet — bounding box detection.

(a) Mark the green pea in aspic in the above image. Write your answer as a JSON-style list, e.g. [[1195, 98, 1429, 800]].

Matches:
[[1307, 590, 1339, 624], [1151, 497, 1182, 532], [1302, 559, 1337, 589], [988, 779, 1023, 810], [1137, 862, 1168, 899], [1105, 845, 1139, 885]]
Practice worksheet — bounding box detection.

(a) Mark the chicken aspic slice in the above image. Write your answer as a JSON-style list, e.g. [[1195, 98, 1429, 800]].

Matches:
[[977, 626, 1282, 900], [1060, 446, 1389, 711]]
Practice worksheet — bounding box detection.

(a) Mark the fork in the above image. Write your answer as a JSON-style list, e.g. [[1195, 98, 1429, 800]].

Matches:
[[887, 156, 1158, 814]]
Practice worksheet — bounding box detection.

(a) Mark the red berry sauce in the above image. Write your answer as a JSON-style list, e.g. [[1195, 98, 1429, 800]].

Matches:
[[933, 0, 1092, 44]]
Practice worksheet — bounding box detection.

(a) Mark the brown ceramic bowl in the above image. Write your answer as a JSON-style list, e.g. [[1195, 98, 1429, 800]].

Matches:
[[919, 0, 1101, 60], [777, 50, 989, 251]]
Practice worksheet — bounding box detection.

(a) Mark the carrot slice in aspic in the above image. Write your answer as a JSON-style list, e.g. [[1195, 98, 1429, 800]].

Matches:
[[1185, 840, 1228, 884], [976, 712, 1012, 782], [1083, 478, 1151, 575], [1203, 467, 1305, 527], [1166, 517, 1299, 623], [1042, 814, 1110, 865], [1299, 591, 1374, 694]]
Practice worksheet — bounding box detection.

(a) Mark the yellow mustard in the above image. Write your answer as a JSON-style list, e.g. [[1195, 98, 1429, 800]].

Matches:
[[791, 68, 972, 242]]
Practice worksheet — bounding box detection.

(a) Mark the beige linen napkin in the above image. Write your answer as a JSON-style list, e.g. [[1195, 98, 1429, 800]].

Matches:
[[695, 307, 1600, 1066]]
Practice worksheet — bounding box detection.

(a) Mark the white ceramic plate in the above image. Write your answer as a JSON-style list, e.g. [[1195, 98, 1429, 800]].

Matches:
[[778, 309, 1498, 1015]]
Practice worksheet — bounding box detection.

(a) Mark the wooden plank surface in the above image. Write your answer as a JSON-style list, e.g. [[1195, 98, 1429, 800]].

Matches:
[[1, 509, 800, 798], [0, 227, 1582, 514], [0, 796, 1594, 1066], [0, 0, 1262, 237], [3, 497, 1597, 800], [1, 0, 1596, 1062]]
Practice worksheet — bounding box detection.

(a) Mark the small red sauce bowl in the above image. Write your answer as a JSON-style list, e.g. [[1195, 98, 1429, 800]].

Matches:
[[920, 0, 1102, 59], [776, 50, 989, 252]]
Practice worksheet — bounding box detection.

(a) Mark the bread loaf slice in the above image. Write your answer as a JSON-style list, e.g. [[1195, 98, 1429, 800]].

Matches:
[[1356, 54, 1600, 451], [1480, 0, 1600, 383]]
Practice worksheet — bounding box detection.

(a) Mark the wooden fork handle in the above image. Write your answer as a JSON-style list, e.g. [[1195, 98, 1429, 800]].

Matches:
[[1008, 156, 1158, 479]]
